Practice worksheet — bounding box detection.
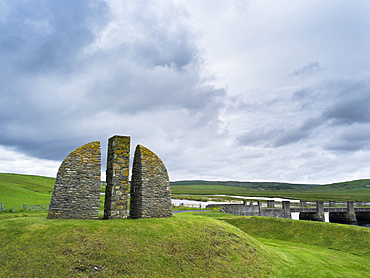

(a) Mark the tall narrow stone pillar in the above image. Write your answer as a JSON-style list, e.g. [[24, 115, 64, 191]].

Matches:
[[104, 135, 130, 219]]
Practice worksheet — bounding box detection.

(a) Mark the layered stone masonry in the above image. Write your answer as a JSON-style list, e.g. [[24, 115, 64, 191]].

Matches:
[[130, 145, 172, 219], [48, 141, 101, 219], [104, 135, 130, 219]]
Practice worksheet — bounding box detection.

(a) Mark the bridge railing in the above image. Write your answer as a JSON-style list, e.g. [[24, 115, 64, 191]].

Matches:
[[239, 200, 369, 210]]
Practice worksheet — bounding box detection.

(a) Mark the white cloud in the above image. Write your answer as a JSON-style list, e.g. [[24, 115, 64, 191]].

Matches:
[[0, 146, 59, 177]]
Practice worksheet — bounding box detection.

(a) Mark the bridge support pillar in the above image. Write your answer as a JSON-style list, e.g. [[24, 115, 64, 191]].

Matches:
[[282, 201, 290, 214], [299, 201, 324, 222], [329, 201, 357, 224], [329, 200, 336, 207], [300, 200, 307, 207], [257, 201, 262, 212]]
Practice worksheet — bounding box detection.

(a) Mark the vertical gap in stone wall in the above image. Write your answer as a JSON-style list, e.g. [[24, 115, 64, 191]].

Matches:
[[129, 145, 143, 219], [103, 135, 130, 219]]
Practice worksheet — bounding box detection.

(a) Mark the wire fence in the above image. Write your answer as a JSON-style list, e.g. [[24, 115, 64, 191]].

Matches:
[[1, 202, 49, 212], [0, 191, 51, 200], [1, 191, 51, 212]]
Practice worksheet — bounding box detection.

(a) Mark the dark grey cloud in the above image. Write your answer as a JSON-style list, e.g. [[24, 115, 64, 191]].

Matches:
[[237, 128, 281, 147], [1, 0, 109, 74], [0, 1, 226, 161], [237, 79, 370, 150], [237, 121, 314, 148], [325, 124, 370, 152], [322, 81, 370, 125], [273, 118, 321, 147], [293, 61, 324, 78]]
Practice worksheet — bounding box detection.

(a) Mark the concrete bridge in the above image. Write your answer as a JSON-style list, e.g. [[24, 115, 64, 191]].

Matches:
[[221, 200, 370, 225]]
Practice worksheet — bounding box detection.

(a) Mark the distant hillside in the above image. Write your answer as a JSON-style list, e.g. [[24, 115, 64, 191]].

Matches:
[[0, 173, 55, 194], [170, 179, 370, 201], [171, 180, 319, 191], [1, 173, 369, 202], [319, 179, 370, 190]]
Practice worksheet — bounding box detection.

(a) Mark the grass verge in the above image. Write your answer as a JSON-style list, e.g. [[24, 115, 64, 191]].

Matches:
[[219, 216, 370, 257]]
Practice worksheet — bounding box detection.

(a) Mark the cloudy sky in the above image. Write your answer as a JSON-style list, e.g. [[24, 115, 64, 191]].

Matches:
[[1, 0, 370, 184]]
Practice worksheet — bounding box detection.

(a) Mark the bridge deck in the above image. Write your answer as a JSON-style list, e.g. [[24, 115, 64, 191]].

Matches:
[[290, 207, 370, 213]]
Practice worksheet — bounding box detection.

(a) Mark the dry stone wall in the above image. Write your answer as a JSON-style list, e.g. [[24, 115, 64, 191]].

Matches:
[[130, 145, 172, 219], [48, 141, 101, 219], [103, 135, 130, 219]]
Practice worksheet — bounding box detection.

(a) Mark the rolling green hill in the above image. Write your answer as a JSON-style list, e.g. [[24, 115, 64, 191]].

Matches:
[[0, 173, 55, 210], [171, 180, 319, 190], [0, 173, 55, 194], [170, 179, 370, 201]]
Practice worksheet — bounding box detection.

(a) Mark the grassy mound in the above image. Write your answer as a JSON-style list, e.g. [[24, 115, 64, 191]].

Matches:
[[221, 216, 370, 257], [192, 211, 370, 277], [0, 213, 281, 277], [1, 211, 369, 277]]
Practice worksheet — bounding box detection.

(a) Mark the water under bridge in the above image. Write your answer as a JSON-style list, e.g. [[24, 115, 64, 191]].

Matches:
[[221, 200, 370, 225]]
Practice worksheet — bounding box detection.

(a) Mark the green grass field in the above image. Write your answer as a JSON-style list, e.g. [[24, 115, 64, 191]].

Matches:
[[1, 173, 370, 213], [0, 211, 368, 277], [0, 173, 54, 210], [1, 173, 369, 277]]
